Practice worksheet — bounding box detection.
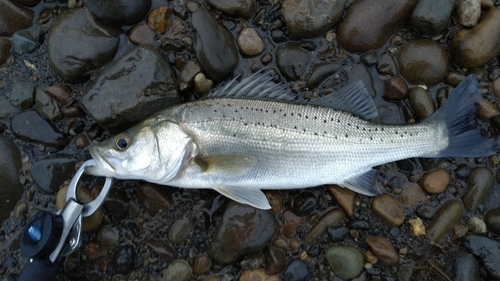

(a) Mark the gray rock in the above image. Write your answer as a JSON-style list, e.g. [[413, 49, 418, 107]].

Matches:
[[455, 0, 481, 27], [325, 246, 364, 280], [11, 110, 68, 148], [0, 0, 33, 36], [48, 8, 121, 83], [162, 260, 192, 281], [0, 136, 23, 222], [83, 0, 151, 26], [30, 153, 78, 193], [9, 81, 35, 110], [464, 167, 494, 212], [306, 63, 342, 89], [0, 37, 11, 65], [79, 45, 180, 130], [466, 235, 500, 278], [276, 42, 311, 81], [444, 251, 479, 281], [205, 0, 255, 19], [192, 8, 238, 82], [410, 0, 455, 34], [12, 29, 43, 54], [0, 95, 21, 118], [208, 202, 278, 264], [281, 0, 345, 38], [35, 88, 62, 121], [284, 259, 311, 281]]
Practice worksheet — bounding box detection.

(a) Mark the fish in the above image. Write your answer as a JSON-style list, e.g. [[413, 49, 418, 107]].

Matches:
[[85, 72, 499, 209]]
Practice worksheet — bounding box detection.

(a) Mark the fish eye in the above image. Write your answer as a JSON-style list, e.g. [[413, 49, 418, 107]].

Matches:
[[114, 133, 132, 151]]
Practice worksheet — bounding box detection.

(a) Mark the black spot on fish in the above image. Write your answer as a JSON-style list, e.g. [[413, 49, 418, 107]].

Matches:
[[395, 131, 398, 135], [370, 137, 373, 140], [266, 110, 268, 113], [324, 119, 327, 123], [305, 115, 309, 119], [345, 134, 348, 138], [233, 134, 236, 137], [284, 113, 287, 117], [298, 113, 302, 117], [381, 127, 384, 131], [314, 132, 318, 135], [410, 133, 413, 136], [273, 110, 276, 113], [330, 118, 334, 121], [303, 129, 306, 132], [235, 109, 238, 113], [337, 119, 340, 123], [375, 128, 378, 131], [244, 123, 248, 126], [294, 126, 297, 129], [347, 123, 351, 126], [356, 126, 359, 129], [314, 116, 317, 119], [214, 110, 217, 112], [291, 113, 294, 116]]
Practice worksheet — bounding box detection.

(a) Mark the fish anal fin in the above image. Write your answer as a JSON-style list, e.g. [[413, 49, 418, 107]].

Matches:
[[340, 169, 381, 196], [194, 155, 256, 177], [215, 187, 271, 209]]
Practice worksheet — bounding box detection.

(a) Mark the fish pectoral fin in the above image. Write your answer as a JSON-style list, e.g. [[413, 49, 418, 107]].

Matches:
[[215, 187, 271, 210], [341, 169, 382, 196], [194, 155, 256, 177]]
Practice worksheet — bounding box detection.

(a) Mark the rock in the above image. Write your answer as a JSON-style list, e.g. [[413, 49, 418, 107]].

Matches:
[[0, 0, 34, 36], [328, 185, 355, 216], [14, 0, 40, 6], [397, 39, 449, 86], [145, 237, 176, 262], [365, 236, 399, 265], [79, 45, 180, 129], [291, 191, 317, 216], [193, 254, 212, 275], [450, 8, 500, 68], [205, 0, 255, 19], [97, 225, 119, 248], [194, 72, 214, 95], [400, 182, 427, 208], [416, 203, 436, 220], [240, 268, 280, 281], [35, 88, 62, 121], [426, 200, 464, 242], [265, 191, 283, 214], [410, 0, 455, 34], [372, 194, 405, 226], [455, 0, 481, 26], [0, 95, 21, 118], [30, 154, 78, 193], [110, 245, 136, 275], [466, 235, 500, 278], [192, 8, 238, 82], [208, 202, 278, 264], [48, 8, 121, 83], [464, 167, 493, 212], [57, 184, 104, 232], [360, 51, 378, 67], [0, 38, 11, 65], [129, 22, 156, 45], [281, 0, 345, 38], [11, 110, 68, 148], [178, 60, 202, 92], [383, 77, 408, 100], [264, 247, 286, 275], [477, 98, 499, 120], [421, 168, 449, 194], [444, 252, 480, 281], [408, 217, 425, 236], [303, 209, 344, 244], [465, 217, 486, 234], [83, 0, 151, 26], [282, 210, 304, 238], [337, 0, 417, 52], [162, 259, 192, 281], [306, 63, 342, 90], [377, 53, 397, 76], [408, 87, 435, 120], [136, 183, 174, 214], [9, 81, 35, 110], [237, 27, 265, 56], [12, 29, 43, 54], [103, 189, 129, 219], [325, 246, 364, 280], [168, 217, 193, 245], [484, 207, 500, 234], [327, 225, 349, 242], [276, 42, 312, 81], [0, 136, 23, 223], [147, 6, 172, 34], [284, 259, 311, 281]]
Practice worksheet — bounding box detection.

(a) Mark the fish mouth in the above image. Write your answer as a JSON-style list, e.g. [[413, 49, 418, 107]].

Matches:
[[85, 147, 116, 177]]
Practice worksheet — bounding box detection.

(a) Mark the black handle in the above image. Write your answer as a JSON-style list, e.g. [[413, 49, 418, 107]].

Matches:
[[11, 258, 62, 281]]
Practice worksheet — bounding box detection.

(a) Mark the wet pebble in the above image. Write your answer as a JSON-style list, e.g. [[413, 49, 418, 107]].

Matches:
[[43, 85, 72, 105], [421, 168, 449, 194], [194, 72, 214, 95], [477, 98, 499, 120], [136, 183, 174, 214], [397, 39, 449, 86], [408, 217, 425, 237], [306, 63, 342, 90], [193, 253, 212, 275], [0, 37, 11, 64], [12, 29, 42, 54], [0, 95, 21, 118], [377, 53, 397, 76], [426, 200, 464, 242], [35, 88, 62, 121], [178, 60, 202, 92], [110, 245, 136, 275], [129, 23, 156, 45], [9, 81, 35, 110], [80, 45, 179, 129], [145, 237, 176, 262], [484, 207, 500, 234], [327, 225, 349, 242], [192, 8, 238, 82], [0, 0, 34, 36], [147, 6, 172, 34], [282, 210, 304, 238], [328, 185, 355, 216], [444, 251, 480, 281], [284, 259, 311, 281], [281, 0, 345, 38], [455, 0, 481, 26], [265, 190, 283, 214], [162, 259, 192, 281], [337, 0, 417, 52], [0, 136, 23, 223], [409, 86, 435, 120], [237, 27, 265, 56], [455, 163, 471, 180], [465, 217, 486, 234], [264, 246, 286, 275], [451, 7, 500, 68], [83, 0, 151, 26], [98, 225, 119, 249], [276, 42, 312, 81], [168, 217, 193, 245], [466, 235, 500, 278], [365, 236, 399, 265], [325, 246, 364, 280], [103, 190, 129, 219], [464, 167, 493, 212], [30, 154, 78, 192], [372, 194, 405, 226], [360, 51, 378, 67], [208, 202, 278, 264], [410, 0, 454, 34], [206, 0, 255, 19], [74, 134, 89, 149], [400, 182, 427, 208], [291, 191, 317, 216], [383, 77, 408, 100], [303, 209, 344, 244], [48, 8, 121, 82], [12, 110, 68, 147]]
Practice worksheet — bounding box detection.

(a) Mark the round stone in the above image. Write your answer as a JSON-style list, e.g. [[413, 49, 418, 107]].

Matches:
[[421, 168, 449, 194]]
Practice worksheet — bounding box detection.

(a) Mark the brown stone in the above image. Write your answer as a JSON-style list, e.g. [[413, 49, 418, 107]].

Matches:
[[365, 236, 399, 265], [136, 183, 174, 214], [383, 77, 408, 100], [328, 185, 355, 216], [421, 168, 449, 194], [372, 194, 405, 226], [147, 6, 172, 34]]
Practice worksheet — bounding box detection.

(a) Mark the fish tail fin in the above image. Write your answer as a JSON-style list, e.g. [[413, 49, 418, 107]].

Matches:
[[427, 74, 500, 158]]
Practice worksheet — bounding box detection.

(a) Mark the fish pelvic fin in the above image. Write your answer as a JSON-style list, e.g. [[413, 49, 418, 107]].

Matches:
[[425, 74, 500, 157], [215, 187, 271, 209], [341, 169, 382, 196]]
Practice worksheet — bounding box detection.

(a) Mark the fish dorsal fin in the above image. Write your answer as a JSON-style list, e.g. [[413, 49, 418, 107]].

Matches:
[[309, 82, 378, 119], [207, 71, 297, 102], [215, 186, 271, 209]]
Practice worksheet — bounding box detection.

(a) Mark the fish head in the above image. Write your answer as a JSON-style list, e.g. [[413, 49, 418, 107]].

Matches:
[[86, 121, 192, 183]]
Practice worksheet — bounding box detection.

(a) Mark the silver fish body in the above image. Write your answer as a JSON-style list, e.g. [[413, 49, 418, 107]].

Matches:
[[86, 73, 499, 209]]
